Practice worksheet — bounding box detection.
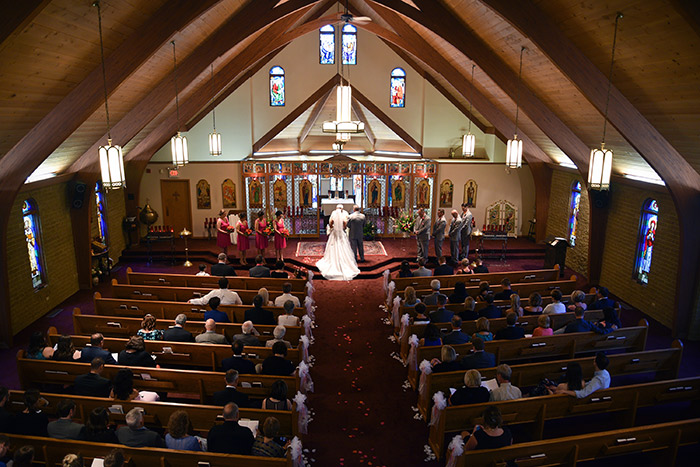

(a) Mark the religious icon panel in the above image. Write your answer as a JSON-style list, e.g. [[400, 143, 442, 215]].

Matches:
[[222, 179, 236, 209], [439, 179, 453, 208], [196, 179, 211, 209], [464, 179, 477, 207], [272, 178, 288, 210], [416, 178, 431, 209], [248, 178, 264, 208], [368, 179, 382, 208]]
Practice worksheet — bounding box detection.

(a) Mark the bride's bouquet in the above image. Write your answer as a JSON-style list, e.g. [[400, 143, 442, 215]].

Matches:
[[392, 210, 415, 233]]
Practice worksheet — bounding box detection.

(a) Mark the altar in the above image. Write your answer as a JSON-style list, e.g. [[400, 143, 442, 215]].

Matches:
[[321, 198, 356, 215]]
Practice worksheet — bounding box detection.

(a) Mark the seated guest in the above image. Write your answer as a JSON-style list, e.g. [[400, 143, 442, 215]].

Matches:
[[590, 286, 615, 310], [494, 312, 525, 340], [278, 300, 300, 327], [433, 256, 454, 276], [548, 362, 584, 395], [188, 277, 242, 306], [47, 399, 84, 440], [274, 282, 301, 308], [110, 368, 159, 402], [463, 406, 513, 450], [116, 407, 165, 447], [14, 389, 49, 436], [478, 293, 501, 319], [523, 292, 543, 315], [431, 345, 462, 373], [442, 316, 470, 345], [162, 314, 195, 342], [419, 323, 443, 347], [596, 307, 621, 331], [52, 335, 81, 362], [563, 307, 611, 334], [258, 288, 274, 306], [402, 286, 421, 308], [472, 258, 489, 273], [233, 321, 261, 347], [456, 258, 473, 274], [74, 357, 112, 397], [459, 297, 479, 322], [195, 319, 229, 344], [423, 279, 447, 306], [118, 336, 156, 367], [429, 294, 453, 323], [0, 386, 11, 434], [532, 314, 553, 337], [252, 417, 287, 457], [80, 407, 119, 443], [62, 454, 82, 467], [261, 342, 296, 376], [490, 364, 521, 401], [12, 446, 35, 467], [262, 380, 292, 410], [471, 317, 494, 342], [195, 263, 210, 276], [475, 282, 491, 302], [212, 370, 249, 407], [449, 369, 490, 406], [448, 281, 468, 304], [79, 333, 116, 364], [136, 314, 163, 341], [204, 297, 230, 323], [412, 258, 432, 277], [460, 337, 495, 370], [493, 278, 514, 301], [508, 294, 523, 317], [211, 252, 237, 277], [567, 290, 588, 312], [165, 410, 201, 451], [398, 260, 413, 278], [413, 303, 430, 324], [0, 435, 8, 467], [245, 294, 275, 325], [554, 352, 611, 398], [222, 340, 256, 374], [207, 403, 254, 454], [266, 325, 292, 349], [271, 260, 290, 278], [249, 255, 271, 278], [103, 449, 124, 467], [26, 331, 53, 360], [543, 289, 566, 314]]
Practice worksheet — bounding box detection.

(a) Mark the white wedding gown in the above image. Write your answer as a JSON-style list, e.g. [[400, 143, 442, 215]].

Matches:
[[316, 208, 360, 281]]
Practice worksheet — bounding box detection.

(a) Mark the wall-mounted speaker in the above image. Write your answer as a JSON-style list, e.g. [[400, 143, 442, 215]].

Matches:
[[590, 189, 610, 210], [68, 181, 87, 209]]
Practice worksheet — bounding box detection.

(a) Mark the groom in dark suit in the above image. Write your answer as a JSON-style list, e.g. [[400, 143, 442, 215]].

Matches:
[[347, 205, 366, 262]]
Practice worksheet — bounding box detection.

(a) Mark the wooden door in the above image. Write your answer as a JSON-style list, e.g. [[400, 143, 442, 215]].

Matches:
[[160, 180, 192, 232]]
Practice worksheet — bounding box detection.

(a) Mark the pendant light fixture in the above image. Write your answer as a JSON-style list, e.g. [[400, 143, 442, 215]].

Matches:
[[589, 13, 622, 191], [94, 1, 125, 190], [208, 64, 222, 156], [170, 40, 188, 166], [506, 47, 525, 169], [462, 64, 476, 157]]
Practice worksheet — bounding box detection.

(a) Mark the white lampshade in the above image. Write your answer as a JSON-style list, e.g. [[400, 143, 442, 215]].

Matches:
[[506, 136, 522, 168], [209, 131, 221, 156], [98, 139, 126, 189], [462, 133, 475, 157], [588, 145, 612, 190], [171, 132, 189, 166], [337, 85, 352, 122]]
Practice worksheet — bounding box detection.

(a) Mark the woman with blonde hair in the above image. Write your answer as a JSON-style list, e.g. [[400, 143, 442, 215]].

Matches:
[[431, 345, 462, 373], [166, 410, 201, 451], [403, 286, 420, 307], [258, 288, 274, 306], [449, 369, 490, 406], [509, 294, 523, 317], [472, 317, 494, 342]]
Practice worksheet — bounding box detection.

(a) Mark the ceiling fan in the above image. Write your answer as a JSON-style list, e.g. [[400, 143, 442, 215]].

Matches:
[[334, 0, 372, 25]]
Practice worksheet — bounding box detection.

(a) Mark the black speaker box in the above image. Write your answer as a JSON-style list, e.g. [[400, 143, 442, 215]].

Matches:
[[68, 181, 87, 209], [590, 189, 610, 210]]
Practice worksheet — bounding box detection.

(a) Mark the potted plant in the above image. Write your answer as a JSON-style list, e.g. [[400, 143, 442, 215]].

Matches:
[[363, 221, 377, 241]]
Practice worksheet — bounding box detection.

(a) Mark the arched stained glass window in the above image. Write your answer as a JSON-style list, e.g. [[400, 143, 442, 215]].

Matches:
[[269, 66, 285, 107], [22, 198, 47, 289], [634, 199, 658, 284], [342, 24, 357, 65], [319, 25, 335, 64], [568, 180, 582, 246], [390, 67, 406, 108], [95, 182, 108, 246]]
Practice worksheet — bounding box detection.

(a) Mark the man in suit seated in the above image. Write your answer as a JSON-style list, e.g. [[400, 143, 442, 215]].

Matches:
[[78, 333, 116, 364], [245, 294, 275, 325], [433, 256, 454, 276], [590, 286, 616, 310], [249, 255, 271, 278], [204, 296, 230, 323], [233, 321, 261, 347], [162, 314, 195, 342], [423, 279, 447, 306], [73, 357, 112, 398], [116, 407, 165, 448], [188, 277, 242, 306], [429, 294, 454, 323], [442, 316, 471, 345], [207, 402, 254, 454], [212, 370, 250, 407], [493, 278, 514, 301], [195, 319, 229, 344], [412, 258, 432, 277], [261, 341, 296, 376], [472, 258, 489, 273], [478, 293, 501, 319], [47, 399, 84, 440], [211, 252, 237, 276], [221, 340, 256, 374], [495, 312, 526, 340], [460, 337, 496, 370], [563, 307, 611, 334]]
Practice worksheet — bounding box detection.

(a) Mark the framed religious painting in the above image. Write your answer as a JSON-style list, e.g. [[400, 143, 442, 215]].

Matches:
[[299, 179, 313, 208], [249, 179, 263, 208], [464, 179, 477, 207], [391, 179, 406, 207], [196, 179, 211, 209], [416, 178, 430, 208], [439, 179, 453, 207], [273, 178, 287, 210], [368, 179, 382, 208], [221, 179, 236, 208]]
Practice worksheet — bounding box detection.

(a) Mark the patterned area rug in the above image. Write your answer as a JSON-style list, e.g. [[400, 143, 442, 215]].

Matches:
[[296, 241, 387, 257]]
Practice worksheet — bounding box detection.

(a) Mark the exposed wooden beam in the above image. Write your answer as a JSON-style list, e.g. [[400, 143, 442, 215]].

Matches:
[[299, 88, 334, 146], [351, 100, 375, 150], [0, 0, 50, 50], [671, 0, 700, 37]]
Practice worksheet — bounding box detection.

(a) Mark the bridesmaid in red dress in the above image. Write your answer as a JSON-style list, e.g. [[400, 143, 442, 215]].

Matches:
[[273, 210, 287, 261], [215, 209, 231, 256], [255, 211, 268, 257], [236, 213, 250, 265]]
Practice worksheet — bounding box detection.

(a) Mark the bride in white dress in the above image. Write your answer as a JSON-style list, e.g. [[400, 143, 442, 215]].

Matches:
[[316, 205, 360, 281]]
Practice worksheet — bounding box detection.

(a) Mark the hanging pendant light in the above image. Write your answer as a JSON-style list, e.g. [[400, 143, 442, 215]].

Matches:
[[506, 47, 525, 169], [589, 13, 622, 191], [208, 64, 222, 156], [462, 64, 476, 157], [94, 1, 125, 190], [170, 40, 188, 166]]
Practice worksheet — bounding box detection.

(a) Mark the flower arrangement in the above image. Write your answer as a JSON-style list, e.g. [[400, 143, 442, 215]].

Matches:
[[263, 221, 275, 237], [226, 225, 236, 233], [278, 227, 290, 238], [363, 221, 377, 240], [392, 210, 415, 233], [243, 227, 254, 236]]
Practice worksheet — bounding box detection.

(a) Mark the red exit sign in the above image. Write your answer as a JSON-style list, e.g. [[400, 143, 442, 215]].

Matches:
[[168, 169, 179, 178]]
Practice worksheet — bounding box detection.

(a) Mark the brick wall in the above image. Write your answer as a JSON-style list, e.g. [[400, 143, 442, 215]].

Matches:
[[7, 183, 79, 334]]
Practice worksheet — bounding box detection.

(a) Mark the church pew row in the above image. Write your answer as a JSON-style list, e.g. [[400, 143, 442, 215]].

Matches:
[[454, 418, 700, 467], [111, 281, 306, 305], [416, 342, 684, 419], [73, 309, 307, 345], [46, 330, 305, 371], [1, 434, 294, 467], [429, 376, 700, 459], [407, 320, 649, 388], [126, 268, 308, 291], [6, 391, 301, 439], [16, 351, 306, 403]]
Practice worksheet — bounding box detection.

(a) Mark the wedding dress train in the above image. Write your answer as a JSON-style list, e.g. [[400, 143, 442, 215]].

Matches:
[[316, 207, 360, 281]]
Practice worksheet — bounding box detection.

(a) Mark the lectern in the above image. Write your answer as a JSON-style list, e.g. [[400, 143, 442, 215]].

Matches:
[[544, 236, 569, 277]]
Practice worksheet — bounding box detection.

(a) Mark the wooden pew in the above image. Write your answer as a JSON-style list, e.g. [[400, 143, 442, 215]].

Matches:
[[416, 342, 684, 419], [428, 376, 700, 459], [407, 320, 649, 388], [408, 277, 578, 302], [126, 268, 307, 291], [6, 390, 301, 438], [2, 434, 293, 467], [16, 351, 303, 403], [455, 418, 700, 467]]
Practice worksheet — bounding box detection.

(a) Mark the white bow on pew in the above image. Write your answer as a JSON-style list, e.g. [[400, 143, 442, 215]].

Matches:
[[399, 313, 410, 341], [386, 281, 395, 309], [301, 314, 314, 341], [391, 296, 402, 329], [293, 391, 309, 435], [299, 335, 310, 364], [290, 436, 304, 467], [429, 391, 447, 428], [304, 296, 316, 321], [419, 359, 432, 399], [298, 360, 314, 393], [446, 434, 465, 467], [407, 334, 419, 371]]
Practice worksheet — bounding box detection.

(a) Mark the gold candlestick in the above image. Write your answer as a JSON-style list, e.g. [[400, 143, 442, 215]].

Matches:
[[180, 228, 193, 267]]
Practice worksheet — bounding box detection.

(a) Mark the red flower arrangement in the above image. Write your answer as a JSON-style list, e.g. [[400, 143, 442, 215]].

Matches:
[[278, 227, 290, 238], [225, 225, 236, 233], [263, 223, 275, 237], [243, 228, 254, 236]]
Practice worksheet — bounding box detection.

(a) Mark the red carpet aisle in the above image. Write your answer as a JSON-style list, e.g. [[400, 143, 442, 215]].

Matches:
[[306, 278, 440, 466]]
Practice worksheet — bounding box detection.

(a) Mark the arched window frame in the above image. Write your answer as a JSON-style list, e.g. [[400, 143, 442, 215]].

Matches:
[[568, 180, 582, 247], [269, 66, 285, 107], [634, 198, 658, 285], [95, 181, 109, 248], [390, 67, 406, 108], [342, 24, 357, 65], [319, 25, 335, 64], [22, 198, 47, 290]]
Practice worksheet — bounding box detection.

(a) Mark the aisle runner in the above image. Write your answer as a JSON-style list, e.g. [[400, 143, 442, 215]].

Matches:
[[296, 241, 387, 257]]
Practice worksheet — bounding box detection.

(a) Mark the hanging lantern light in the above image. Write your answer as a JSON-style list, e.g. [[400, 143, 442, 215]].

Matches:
[[462, 64, 476, 157], [208, 64, 222, 156], [170, 40, 188, 166], [506, 47, 525, 169]]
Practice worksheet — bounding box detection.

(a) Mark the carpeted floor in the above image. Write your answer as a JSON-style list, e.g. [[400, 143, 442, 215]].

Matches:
[[296, 241, 388, 257]]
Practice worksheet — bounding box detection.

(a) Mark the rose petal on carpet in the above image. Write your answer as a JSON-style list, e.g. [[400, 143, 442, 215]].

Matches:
[[296, 241, 387, 257]]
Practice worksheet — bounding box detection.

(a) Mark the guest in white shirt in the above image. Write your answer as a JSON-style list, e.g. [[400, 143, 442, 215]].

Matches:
[[554, 352, 611, 398], [188, 277, 242, 306], [489, 364, 522, 401], [277, 301, 300, 327], [195, 264, 210, 276], [273, 283, 301, 308], [543, 289, 566, 314]]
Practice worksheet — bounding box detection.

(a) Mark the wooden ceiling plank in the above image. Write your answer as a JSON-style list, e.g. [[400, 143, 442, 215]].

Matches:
[[0, 0, 51, 50], [299, 87, 334, 146]]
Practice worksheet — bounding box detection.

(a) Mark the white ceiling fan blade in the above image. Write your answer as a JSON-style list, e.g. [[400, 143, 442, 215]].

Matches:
[[352, 16, 372, 24]]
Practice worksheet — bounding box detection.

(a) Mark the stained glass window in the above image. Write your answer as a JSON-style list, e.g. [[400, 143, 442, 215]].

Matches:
[[568, 181, 582, 246], [269, 66, 285, 107], [319, 25, 335, 64], [342, 24, 357, 65], [390, 67, 406, 108], [634, 199, 658, 285], [22, 199, 46, 289], [95, 182, 108, 246]]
